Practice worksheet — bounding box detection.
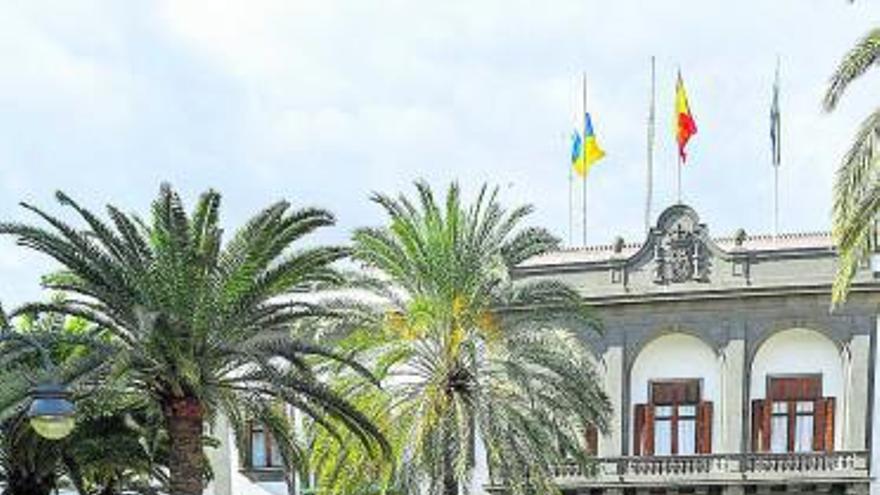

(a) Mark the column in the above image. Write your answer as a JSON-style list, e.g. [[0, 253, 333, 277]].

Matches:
[[204, 414, 233, 495], [870, 316, 880, 495], [599, 345, 624, 457], [721, 338, 746, 453], [846, 334, 870, 451]]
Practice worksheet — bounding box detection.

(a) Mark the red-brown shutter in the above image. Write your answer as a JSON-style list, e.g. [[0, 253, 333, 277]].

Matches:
[[633, 404, 655, 456], [761, 399, 772, 452], [584, 424, 598, 455], [751, 399, 771, 452], [644, 405, 655, 455], [633, 404, 645, 456], [751, 399, 764, 452], [697, 401, 713, 454], [814, 397, 835, 453]]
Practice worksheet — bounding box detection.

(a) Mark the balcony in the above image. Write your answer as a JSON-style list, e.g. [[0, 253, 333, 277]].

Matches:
[[552, 451, 869, 488]]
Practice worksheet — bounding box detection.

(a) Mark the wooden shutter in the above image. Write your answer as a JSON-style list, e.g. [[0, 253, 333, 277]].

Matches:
[[697, 401, 713, 454], [633, 404, 654, 456], [584, 424, 598, 455], [813, 397, 835, 452], [751, 399, 771, 452], [633, 404, 645, 456]]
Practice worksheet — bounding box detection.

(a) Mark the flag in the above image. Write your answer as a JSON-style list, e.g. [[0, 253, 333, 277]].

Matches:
[[770, 62, 781, 167], [572, 112, 605, 177], [570, 130, 584, 174], [675, 71, 697, 163]]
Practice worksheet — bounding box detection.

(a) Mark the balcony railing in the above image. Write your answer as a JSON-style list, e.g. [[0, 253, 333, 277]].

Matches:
[[553, 451, 868, 487]]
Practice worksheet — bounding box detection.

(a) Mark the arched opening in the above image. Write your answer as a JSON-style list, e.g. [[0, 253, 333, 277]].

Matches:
[[629, 333, 721, 456], [749, 328, 843, 453]]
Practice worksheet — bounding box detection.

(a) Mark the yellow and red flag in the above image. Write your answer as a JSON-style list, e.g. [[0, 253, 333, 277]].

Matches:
[[675, 71, 697, 163]]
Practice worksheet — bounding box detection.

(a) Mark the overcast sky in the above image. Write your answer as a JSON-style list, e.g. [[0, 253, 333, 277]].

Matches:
[[0, 1, 877, 306]]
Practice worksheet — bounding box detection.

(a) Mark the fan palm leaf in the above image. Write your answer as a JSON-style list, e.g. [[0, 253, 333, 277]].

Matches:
[[310, 182, 609, 495], [824, 28, 880, 303], [0, 184, 388, 495]]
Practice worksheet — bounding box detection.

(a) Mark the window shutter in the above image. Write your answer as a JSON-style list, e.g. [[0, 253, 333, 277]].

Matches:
[[633, 404, 654, 456], [697, 401, 713, 454], [584, 424, 598, 455], [751, 400, 763, 452], [751, 399, 771, 452], [761, 399, 772, 452], [644, 405, 655, 455], [813, 397, 835, 453], [633, 404, 645, 456]]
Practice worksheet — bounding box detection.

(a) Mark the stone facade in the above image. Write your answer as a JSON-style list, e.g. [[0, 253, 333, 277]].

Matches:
[[515, 204, 880, 495]]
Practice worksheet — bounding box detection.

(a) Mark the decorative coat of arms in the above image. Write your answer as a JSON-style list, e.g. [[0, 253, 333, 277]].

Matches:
[[653, 216, 710, 284]]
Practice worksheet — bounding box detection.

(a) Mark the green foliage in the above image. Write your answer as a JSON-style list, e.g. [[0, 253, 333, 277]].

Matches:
[[0, 184, 388, 493], [0, 309, 148, 495], [310, 182, 610, 495], [823, 28, 880, 303]]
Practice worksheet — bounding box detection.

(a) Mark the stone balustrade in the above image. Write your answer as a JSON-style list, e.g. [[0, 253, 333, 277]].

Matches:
[[552, 451, 869, 487]]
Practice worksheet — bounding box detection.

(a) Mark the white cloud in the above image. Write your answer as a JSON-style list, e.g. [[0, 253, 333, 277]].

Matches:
[[0, 0, 877, 306]]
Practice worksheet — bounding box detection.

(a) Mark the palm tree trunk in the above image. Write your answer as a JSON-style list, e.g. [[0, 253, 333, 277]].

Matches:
[[442, 420, 457, 495], [165, 397, 205, 495], [3, 470, 54, 495]]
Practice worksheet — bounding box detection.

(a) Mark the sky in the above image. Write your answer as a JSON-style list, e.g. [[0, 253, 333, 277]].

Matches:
[[0, 1, 877, 307]]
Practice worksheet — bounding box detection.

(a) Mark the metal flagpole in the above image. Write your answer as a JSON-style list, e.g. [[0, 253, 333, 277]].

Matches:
[[677, 155, 682, 204], [568, 135, 573, 246], [676, 68, 683, 205], [582, 73, 588, 246], [646, 56, 655, 233], [773, 57, 781, 241], [774, 162, 779, 240]]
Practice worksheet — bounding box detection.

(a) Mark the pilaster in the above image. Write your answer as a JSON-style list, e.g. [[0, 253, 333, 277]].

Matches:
[[846, 334, 870, 450], [722, 338, 745, 453], [599, 345, 624, 457]]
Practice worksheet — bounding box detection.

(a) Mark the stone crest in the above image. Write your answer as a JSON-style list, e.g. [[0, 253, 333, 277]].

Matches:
[[652, 206, 710, 284]]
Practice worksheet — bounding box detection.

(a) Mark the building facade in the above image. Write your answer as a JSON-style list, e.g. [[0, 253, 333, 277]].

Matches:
[[515, 204, 880, 495], [208, 203, 880, 495]]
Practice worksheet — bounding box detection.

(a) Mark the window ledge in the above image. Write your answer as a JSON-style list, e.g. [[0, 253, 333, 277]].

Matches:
[[239, 467, 285, 483]]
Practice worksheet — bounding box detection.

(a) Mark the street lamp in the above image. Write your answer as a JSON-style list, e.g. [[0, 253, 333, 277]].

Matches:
[[27, 383, 75, 440], [0, 329, 77, 440]]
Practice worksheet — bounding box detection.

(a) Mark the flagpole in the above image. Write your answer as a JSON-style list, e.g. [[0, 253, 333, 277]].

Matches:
[[677, 155, 682, 204], [773, 56, 781, 242], [568, 137, 573, 246], [646, 56, 655, 233], [582, 72, 588, 246], [774, 163, 779, 240]]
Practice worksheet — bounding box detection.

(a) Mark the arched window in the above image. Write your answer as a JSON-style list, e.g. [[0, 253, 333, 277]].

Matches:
[[751, 375, 835, 453], [634, 379, 712, 456]]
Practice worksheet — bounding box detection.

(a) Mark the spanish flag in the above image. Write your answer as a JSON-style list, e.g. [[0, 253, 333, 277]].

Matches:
[[571, 112, 605, 177], [675, 71, 697, 163]]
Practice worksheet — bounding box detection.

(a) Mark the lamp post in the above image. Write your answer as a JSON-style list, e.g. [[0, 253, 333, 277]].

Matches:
[[27, 383, 75, 440], [0, 330, 76, 440]]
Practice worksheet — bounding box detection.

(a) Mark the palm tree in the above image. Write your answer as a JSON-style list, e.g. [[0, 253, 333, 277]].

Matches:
[[823, 27, 880, 303], [311, 182, 610, 495], [0, 184, 388, 495]]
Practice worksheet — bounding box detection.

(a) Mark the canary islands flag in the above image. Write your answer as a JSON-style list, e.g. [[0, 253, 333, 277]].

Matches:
[[571, 112, 605, 177]]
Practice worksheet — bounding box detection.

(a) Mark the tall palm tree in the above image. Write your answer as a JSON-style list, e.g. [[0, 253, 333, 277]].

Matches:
[[823, 27, 880, 303], [311, 182, 610, 495], [0, 184, 388, 495]]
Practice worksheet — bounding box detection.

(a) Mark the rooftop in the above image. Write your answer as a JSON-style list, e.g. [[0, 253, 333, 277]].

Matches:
[[519, 231, 834, 268]]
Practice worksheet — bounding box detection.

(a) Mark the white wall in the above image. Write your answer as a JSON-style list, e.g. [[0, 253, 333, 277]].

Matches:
[[629, 332, 722, 450], [205, 414, 287, 495], [749, 327, 844, 449]]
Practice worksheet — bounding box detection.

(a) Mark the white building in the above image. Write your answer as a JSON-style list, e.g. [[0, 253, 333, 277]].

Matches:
[[208, 204, 880, 495]]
